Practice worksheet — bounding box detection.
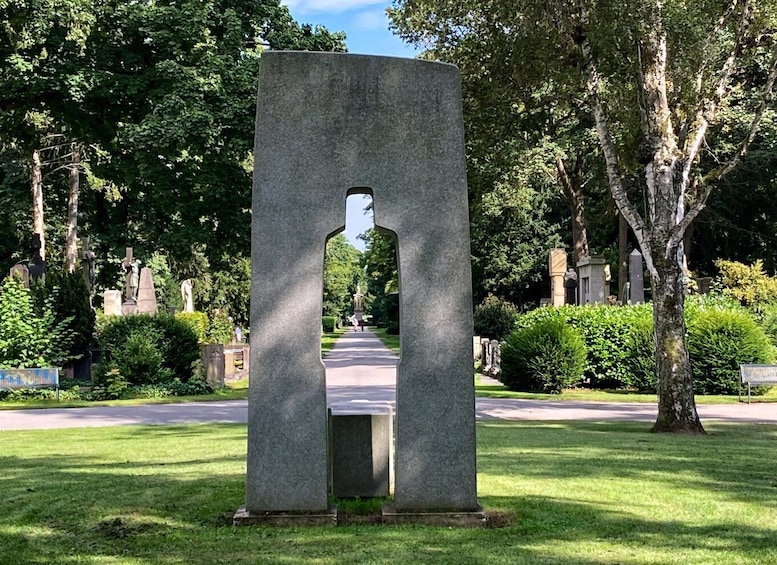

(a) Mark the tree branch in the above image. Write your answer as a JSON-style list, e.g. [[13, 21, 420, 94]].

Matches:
[[683, 0, 753, 185], [703, 39, 777, 185]]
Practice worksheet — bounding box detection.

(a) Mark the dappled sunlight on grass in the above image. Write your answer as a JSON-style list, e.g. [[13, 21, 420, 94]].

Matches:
[[1, 422, 776, 564]]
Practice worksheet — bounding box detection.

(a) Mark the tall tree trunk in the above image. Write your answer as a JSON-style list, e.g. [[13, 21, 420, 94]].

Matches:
[[556, 156, 589, 261], [650, 233, 703, 433], [64, 144, 80, 273], [31, 149, 45, 261]]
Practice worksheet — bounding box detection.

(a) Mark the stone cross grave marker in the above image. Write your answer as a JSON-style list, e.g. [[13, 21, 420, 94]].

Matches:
[[237, 52, 481, 526]]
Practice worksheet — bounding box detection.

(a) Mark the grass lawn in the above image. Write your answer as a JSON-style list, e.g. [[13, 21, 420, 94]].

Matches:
[[1, 421, 776, 564], [475, 379, 777, 404]]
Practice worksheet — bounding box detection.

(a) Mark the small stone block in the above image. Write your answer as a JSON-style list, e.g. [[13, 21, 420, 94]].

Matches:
[[233, 505, 338, 526], [330, 412, 392, 498], [381, 504, 486, 527]]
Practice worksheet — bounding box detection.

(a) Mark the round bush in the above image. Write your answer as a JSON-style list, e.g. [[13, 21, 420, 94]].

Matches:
[[501, 319, 587, 393], [97, 314, 200, 385], [474, 294, 519, 340], [687, 308, 774, 395]]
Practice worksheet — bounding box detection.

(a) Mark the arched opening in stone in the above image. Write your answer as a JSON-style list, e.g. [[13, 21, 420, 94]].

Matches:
[[322, 188, 400, 366]]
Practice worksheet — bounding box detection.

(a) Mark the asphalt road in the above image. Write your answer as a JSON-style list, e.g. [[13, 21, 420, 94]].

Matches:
[[1, 329, 775, 431]]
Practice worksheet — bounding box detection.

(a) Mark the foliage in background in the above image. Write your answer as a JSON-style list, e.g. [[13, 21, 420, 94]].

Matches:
[[360, 229, 398, 328], [33, 270, 96, 362], [206, 309, 234, 344], [96, 314, 199, 385], [322, 316, 337, 333], [0, 275, 75, 368], [715, 259, 777, 308], [501, 319, 587, 393], [175, 312, 209, 343], [516, 304, 654, 389], [687, 308, 774, 395], [473, 294, 519, 340], [323, 234, 362, 319]]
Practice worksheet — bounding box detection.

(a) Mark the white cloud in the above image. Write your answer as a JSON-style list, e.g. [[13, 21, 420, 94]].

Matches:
[[283, 0, 386, 15], [351, 10, 388, 31]]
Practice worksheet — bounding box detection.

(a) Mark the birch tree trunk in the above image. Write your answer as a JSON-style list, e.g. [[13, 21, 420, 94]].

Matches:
[[31, 149, 45, 261], [64, 144, 80, 273]]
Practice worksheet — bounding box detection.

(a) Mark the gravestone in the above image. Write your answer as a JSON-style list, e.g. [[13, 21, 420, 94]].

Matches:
[[549, 248, 567, 307], [202, 344, 225, 387], [577, 255, 608, 305], [103, 290, 123, 316], [563, 268, 578, 305], [237, 52, 480, 526], [628, 249, 645, 304], [136, 267, 158, 314], [28, 233, 46, 282], [9, 263, 29, 288]]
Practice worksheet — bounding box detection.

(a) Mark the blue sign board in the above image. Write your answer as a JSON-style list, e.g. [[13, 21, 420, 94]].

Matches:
[[0, 368, 59, 389]]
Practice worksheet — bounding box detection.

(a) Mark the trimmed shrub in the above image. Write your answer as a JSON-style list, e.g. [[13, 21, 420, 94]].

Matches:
[[622, 316, 656, 392], [474, 294, 519, 340], [687, 308, 774, 395], [322, 316, 337, 333], [176, 311, 209, 343], [501, 319, 587, 393], [515, 304, 653, 389], [96, 314, 199, 385]]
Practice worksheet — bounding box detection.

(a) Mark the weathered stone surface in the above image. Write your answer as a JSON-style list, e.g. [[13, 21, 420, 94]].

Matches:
[[136, 267, 157, 314], [629, 249, 645, 304], [330, 410, 392, 498], [246, 52, 478, 516], [549, 248, 567, 307], [577, 255, 608, 305], [103, 290, 123, 316]]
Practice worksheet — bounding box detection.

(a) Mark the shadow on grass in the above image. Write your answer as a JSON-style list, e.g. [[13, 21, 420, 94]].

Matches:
[[1, 422, 776, 564]]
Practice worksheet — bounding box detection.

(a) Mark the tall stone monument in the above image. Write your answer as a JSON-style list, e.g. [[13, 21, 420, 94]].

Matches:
[[629, 249, 645, 304], [549, 248, 567, 307], [136, 267, 158, 314], [352, 284, 364, 323], [237, 52, 480, 525]]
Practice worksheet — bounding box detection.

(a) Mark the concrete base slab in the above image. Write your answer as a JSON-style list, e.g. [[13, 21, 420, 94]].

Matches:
[[381, 504, 486, 527], [233, 505, 338, 526]]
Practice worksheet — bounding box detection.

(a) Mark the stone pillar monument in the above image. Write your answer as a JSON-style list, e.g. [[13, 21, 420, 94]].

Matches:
[[629, 249, 645, 304], [577, 255, 608, 305], [352, 284, 364, 323], [237, 52, 481, 526], [549, 248, 567, 307]]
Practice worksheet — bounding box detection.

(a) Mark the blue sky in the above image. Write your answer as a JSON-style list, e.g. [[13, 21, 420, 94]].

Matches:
[[281, 1, 420, 250]]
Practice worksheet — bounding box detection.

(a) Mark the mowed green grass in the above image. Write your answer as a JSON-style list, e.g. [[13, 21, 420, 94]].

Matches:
[[2, 422, 776, 564]]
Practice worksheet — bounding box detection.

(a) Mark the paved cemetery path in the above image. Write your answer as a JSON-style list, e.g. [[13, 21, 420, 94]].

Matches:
[[1, 328, 776, 430]]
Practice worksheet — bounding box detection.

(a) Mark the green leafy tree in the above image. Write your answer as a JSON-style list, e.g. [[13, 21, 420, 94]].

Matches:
[[323, 234, 362, 319], [0, 275, 74, 368], [390, 0, 777, 433], [360, 229, 398, 327]]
